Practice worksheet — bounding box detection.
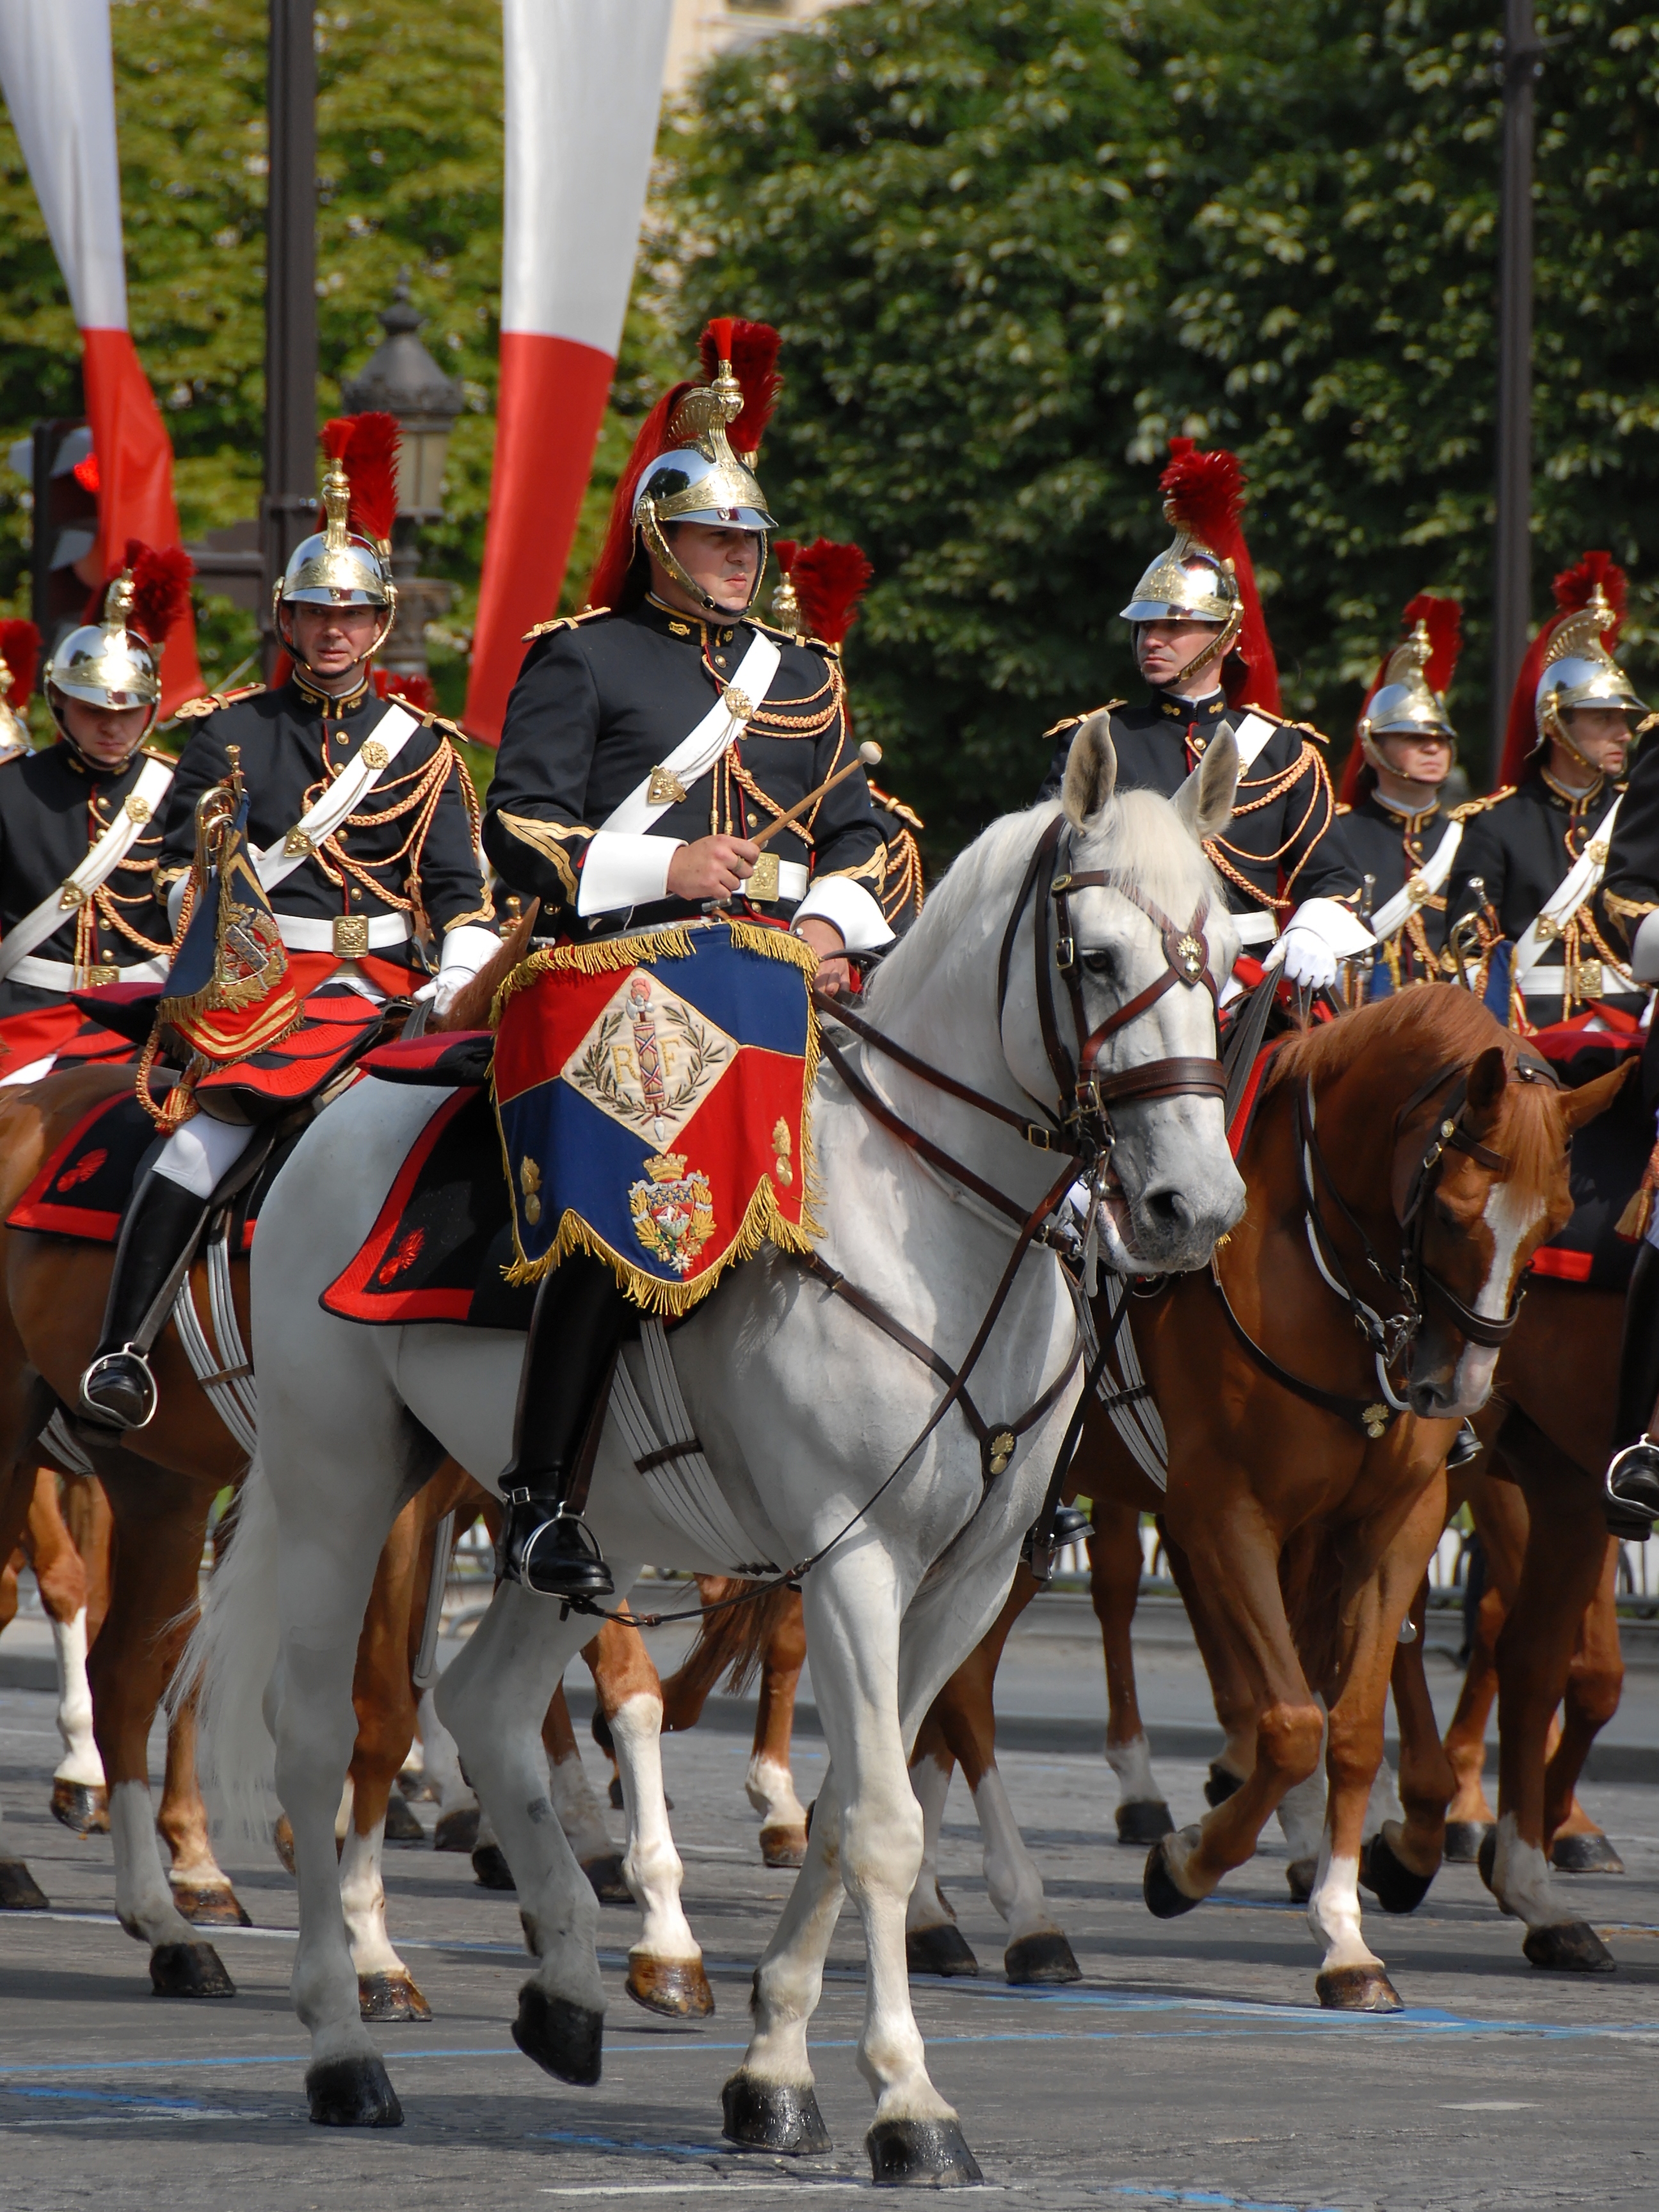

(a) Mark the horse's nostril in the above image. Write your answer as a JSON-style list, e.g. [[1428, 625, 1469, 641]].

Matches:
[[1144, 1187, 1190, 1230]]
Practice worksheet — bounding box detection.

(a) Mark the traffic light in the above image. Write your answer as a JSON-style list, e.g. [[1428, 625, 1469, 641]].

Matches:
[[11, 418, 100, 653]]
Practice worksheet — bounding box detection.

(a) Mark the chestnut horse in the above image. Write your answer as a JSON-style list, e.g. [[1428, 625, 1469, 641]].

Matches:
[[904, 988, 1623, 2008], [0, 1464, 109, 1843]]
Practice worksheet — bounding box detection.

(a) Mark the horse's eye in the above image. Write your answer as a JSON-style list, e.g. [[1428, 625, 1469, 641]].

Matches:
[[1082, 950, 1116, 980]]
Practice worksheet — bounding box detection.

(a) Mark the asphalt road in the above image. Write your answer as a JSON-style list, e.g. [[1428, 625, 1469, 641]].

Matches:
[[5, 1603, 1659, 2211]]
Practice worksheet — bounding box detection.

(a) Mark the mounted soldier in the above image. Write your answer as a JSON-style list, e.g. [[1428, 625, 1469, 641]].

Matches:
[[76, 414, 495, 1434], [481, 317, 894, 1602], [1445, 554, 1649, 1032], [1335, 596, 1464, 998], [1036, 439, 1369, 993], [0, 563, 179, 1091]]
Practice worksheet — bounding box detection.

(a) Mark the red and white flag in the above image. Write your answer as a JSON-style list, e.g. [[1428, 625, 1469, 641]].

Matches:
[[0, 0, 202, 709], [464, 0, 674, 743]]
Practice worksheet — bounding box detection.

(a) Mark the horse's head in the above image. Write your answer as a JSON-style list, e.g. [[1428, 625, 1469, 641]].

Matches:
[[1024, 711, 1247, 1272], [1398, 1042, 1631, 1418]]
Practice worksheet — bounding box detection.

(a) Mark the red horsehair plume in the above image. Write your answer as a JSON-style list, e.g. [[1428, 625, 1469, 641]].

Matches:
[[1552, 549, 1626, 635], [789, 538, 874, 647], [321, 412, 401, 547], [699, 317, 781, 458], [1496, 550, 1629, 790], [121, 540, 194, 646], [0, 618, 41, 703], [584, 380, 694, 614], [772, 538, 799, 577], [373, 668, 437, 713], [1156, 438, 1279, 716]]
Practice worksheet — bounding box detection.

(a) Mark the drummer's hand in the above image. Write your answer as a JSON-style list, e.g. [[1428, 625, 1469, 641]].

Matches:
[[796, 916, 850, 997], [666, 834, 758, 902]]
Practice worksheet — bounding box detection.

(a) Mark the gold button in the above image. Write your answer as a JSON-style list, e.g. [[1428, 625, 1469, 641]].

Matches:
[[715, 656, 726, 668]]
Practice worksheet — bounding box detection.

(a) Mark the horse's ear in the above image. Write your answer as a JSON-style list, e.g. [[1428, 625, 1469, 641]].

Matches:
[[1560, 1056, 1635, 1135], [1173, 729, 1238, 844], [1465, 1046, 1509, 1131], [1061, 710, 1118, 828]]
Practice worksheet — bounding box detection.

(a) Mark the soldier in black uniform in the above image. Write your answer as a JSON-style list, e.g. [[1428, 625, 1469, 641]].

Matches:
[[482, 323, 892, 1600], [1446, 584, 1646, 1029], [79, 427, 494, 1432], [1036, 445, 1365, 988], [1335, 607, 1463, 997], [0, 571, 175, 1086]]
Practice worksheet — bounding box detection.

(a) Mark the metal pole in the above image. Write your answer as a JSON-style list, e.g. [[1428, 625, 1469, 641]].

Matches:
[[1491, 0, 1541, 780], [261, 0, 317, 672]]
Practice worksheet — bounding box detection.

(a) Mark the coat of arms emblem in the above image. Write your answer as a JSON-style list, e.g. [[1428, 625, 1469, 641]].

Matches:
[[628, 1151, 716, 1276]]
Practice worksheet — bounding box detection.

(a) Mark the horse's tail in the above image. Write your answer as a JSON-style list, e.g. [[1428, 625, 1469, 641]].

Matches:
[[660, 1576, 796, 1729], [168, 1454, 280, 1840]]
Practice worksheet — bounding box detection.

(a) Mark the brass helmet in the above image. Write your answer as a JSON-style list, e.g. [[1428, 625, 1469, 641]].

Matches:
[[1358, 620, 1457, 762], [632, 358, 777, 615], [275, 414, 399, 664], [1535, 586, 1647, 744], [44, 572, 163, 742]]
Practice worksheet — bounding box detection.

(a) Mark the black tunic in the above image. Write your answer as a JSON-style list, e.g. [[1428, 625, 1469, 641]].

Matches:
[[483, 597, 883, 933], [0, 741, 173, 1020], [1338, 790, 1455, 990], [161, 673, 491, 950], [1599, 733, 1659, 956], [1036, 688, 1357, 936], [1445, 771, 1640, 1019]]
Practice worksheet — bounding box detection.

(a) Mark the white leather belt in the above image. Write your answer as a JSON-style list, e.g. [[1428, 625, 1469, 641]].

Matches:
[[9, 952, 170, 990], [773, 860, 808, 903], [1518, 967, 1646, 1001], [1231, 911, 1278, 947], [275, 913, 412, 956]]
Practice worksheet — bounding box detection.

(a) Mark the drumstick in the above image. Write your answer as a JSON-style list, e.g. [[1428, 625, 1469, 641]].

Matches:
[[749, 742, 882, 850]]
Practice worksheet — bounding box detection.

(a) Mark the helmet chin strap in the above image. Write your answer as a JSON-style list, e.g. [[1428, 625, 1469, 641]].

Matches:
[[46, 682, 157, 765], [276, 600, 392, 683], [1539, 708, 1610, 783]]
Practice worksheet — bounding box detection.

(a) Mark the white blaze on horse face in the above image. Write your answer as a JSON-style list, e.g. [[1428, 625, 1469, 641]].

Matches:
[[1450, 1175, 1546, 1410]]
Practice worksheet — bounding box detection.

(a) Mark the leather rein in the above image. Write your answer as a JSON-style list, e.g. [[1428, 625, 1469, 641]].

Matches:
[[1211, 1049, 1559, 1438]]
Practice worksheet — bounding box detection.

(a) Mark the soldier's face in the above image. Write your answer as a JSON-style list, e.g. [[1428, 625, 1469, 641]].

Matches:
[[1374, 731, 1453, 789], [1560, 707, 1632, 775], [1135, 618, 1224, 696], [58, 693, 149, 769], [657, 524, 760, 615], [287, 601, 382, 676]]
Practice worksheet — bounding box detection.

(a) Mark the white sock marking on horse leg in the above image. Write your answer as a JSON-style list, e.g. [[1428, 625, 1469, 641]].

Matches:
[[548, 1739, 613, 1867], [611, 1692, 701, 1966], [972, 1765, 1059, 1944], [1278, 1769, 1327, 1864], [339, 1816, 410, 1982], [745, 1752, 807, 1832], [1103, 1732, 1162, 1809], [905, 1755, 953, 1936], [108, 1781, 199, 1948], [746, 1786, 846, 2087], [1306, 1838, 1384, 1974], [333, 1776, 354, 1843], [49, 1608, 104, 1787], [1491, 1810, 1570, 1927]]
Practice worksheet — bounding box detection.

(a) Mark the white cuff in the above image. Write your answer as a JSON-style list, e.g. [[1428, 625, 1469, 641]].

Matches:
[[435, 922, 499, 983], [576, 831, 683, 917], [1631, 910, 1659, 983], [794, 874, 894, 954]]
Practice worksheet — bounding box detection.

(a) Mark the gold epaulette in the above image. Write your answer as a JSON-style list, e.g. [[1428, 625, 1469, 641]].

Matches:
[[1043, 701, 1125, 739], [172, 682, 266, 721], [522, 605, 611, 643], [869, 782, 924, 831], [1334, 801, 1352, 816], [424, 710, 474, 745], [1279, 713, 1331, 747], [1451, 786, 1516, 821]]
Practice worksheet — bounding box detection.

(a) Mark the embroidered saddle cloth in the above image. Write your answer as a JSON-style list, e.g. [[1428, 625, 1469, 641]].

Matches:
[[492, 917, 819, 1316]]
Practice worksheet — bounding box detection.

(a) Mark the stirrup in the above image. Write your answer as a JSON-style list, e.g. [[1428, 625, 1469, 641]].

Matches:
[[500, 1498, 614, 1602], [1447, 1420, 1481, 1471], [1605, 1438, 1659, 1534], [77, 1348, 158, 1432], [1021, 1503, 1093, 1585]]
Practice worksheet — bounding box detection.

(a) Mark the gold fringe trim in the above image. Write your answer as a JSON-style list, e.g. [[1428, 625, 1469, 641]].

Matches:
[[489, 917, 817, 1028], [1617, 1134, 1659, 1242]]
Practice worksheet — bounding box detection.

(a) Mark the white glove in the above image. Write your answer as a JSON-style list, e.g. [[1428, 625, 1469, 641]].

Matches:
[[1630, 910, 1659, 984], [414, 923, 499, 1018], [1269, 897, 1375, 992]]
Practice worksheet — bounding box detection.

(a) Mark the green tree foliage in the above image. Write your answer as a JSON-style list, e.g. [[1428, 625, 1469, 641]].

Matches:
[[666, 0, 1659, 854]]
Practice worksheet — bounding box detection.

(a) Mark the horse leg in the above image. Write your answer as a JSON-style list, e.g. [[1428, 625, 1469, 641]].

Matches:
[[1089, 1497, 1173, 1843], [584, 1617, 712, 2019], [1163, 1525, 1257, 1804], [542, 1683, 628, 1902], [1275, 1705, 1328, 1903], [0, 1466, 47, 1906], [1543, 1541, 1624, 1874], [420, 1688, 481, 1852], [156, 1689, 251, 1928], [904, 1713, 978, 1976], [1370, 1575, 1455, 1905], [747, 1589, 810, 1868], [1443, 1582, 1503, 1855], [26, 1468, 106, 1836]]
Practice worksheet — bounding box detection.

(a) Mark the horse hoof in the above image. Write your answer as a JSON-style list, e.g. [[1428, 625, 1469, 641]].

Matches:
[[305, 2054, 404, 2128], [1204, 1762, 1243, 1808], [273, 1815, 297, 1877], [472, 1842, 515, 1891], [1316, 1964, 1404, 2014], [172, 1883, 252, 1928], [0, 1857, 47, 1911], [1004, 1931, 1082, 1985], [867, 2116, 984, 2187], [581, 1851, 633, 1905], [50, 1780, 108, 1836], [906, 1923, 979, 1978], [1285, 1858, 1317, 1903], [433, 1806, 480, 1854], [1115, 1799, 1175, 1845], [626, 1953, 715, 2018], [721, 2071, 831, 2154], [383, 1791, 426, 1845], [512, 1982, 603, 2085], [1522, 1921, 1615, 1973], [1443, 1819, 1491, 1863], [1143, 1833, 1203, 1920], [760, 1822, 808, 1868], [1551, 1831, 1626, 1875], [359, 1970, 433, 2023], [148, 1941, 235, 1998], [1360, 1831, 1437, 1915], [1477, 1829, 1498, 1895]]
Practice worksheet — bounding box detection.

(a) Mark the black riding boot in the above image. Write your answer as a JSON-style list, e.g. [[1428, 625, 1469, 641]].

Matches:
[[78, 1169, 212, 1431], [498, 1253, 632, 1601], [1604, 1240, 1659, 1535]]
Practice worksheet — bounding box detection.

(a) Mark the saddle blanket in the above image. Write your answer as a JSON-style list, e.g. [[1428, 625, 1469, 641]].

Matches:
[[492, 918, 819, 1317]]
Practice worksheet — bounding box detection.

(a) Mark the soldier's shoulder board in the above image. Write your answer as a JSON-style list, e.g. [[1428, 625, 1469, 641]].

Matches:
[[521, 605, 611, 643], [1043, 701, 1125, 739], [1272, 712, 1330, 747], [1451, 787, 1516, 821], [173, 682, 266, 722], [869, 782, 924, 831], [1334, 801, 1353, 817]]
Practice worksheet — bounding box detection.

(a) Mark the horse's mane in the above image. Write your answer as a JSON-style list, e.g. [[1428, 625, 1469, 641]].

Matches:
[[1266, 986, 1562, 1198]]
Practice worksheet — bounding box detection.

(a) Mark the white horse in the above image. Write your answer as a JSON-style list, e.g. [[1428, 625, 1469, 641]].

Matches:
[[195, 721, 1246, 2184]]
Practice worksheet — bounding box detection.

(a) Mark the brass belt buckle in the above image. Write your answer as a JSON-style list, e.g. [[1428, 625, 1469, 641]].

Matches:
[[746, 851, 780, 903], [333, 913, 371, 958], [83, 964, 118, 988]]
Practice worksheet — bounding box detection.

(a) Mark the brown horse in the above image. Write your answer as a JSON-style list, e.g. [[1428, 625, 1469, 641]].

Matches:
[[0, 1465, 109, 1837], [904, 987, 1621, 2008]]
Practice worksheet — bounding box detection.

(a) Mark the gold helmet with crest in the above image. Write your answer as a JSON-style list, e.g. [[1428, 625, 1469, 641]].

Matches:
[[1119, 440, 1281, 709], [275, 413, 400, 661], [1497, 552, 1646, 785], [44, 541, 193, 745]]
